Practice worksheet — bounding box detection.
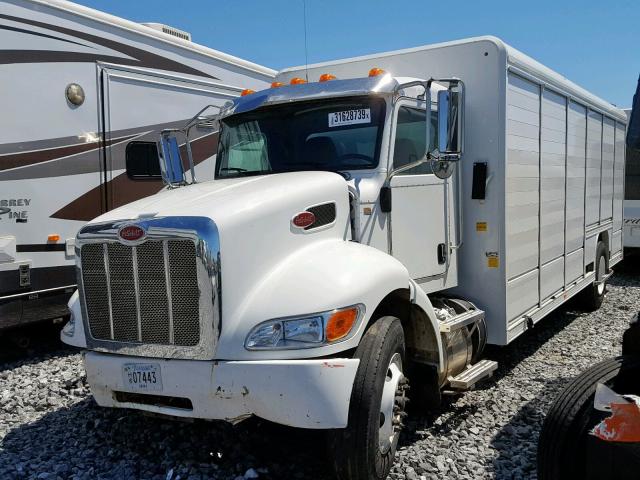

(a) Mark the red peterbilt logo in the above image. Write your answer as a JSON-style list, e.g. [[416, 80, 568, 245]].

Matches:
[[118, 224, 146, 242], [292, 211, 316, 229]]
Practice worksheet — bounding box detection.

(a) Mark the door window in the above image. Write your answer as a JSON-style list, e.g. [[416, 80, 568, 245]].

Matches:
[[393, 106, 437, 175]]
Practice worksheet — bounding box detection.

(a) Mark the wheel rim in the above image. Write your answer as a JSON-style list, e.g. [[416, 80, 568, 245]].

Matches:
[[597, 255, 606, 295], [378, 352, 405, 454]]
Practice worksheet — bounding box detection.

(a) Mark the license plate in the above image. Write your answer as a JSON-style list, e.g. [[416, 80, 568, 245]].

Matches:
[[328, 108, 371, 127], [122, 363, 162, 392]]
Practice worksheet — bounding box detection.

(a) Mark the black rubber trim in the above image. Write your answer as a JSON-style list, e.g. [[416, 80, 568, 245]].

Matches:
[[16, 244, 66, 252]]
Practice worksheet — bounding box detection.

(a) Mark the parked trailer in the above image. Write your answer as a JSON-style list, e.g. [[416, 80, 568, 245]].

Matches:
[[623, 107, 640, 252], [62, 36, 626, 479], [0, 0, 275, 331]]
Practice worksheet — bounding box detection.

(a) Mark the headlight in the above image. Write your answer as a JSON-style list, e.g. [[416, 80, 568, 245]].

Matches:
[[245, 304, 365, 350]]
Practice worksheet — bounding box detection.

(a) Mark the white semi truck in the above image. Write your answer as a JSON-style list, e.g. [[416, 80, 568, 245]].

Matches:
[[62, 37, 627, 479]]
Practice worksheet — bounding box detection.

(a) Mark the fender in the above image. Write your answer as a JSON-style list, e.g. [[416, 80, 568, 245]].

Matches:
[[408, 279, 445, 374], [60, 290, 87, 348], [215, 238, 442, 361]]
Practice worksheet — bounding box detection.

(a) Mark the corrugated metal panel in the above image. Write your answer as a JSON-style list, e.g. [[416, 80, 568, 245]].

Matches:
[[586, 111, 602, 226], [506, 73, 540, 280], [540, 89, 566, 264], [541, 256, 564, 301], [613, 122, 626, 233], [506, 269, 539, 322], [600, 117, 615, 220], [566, 102, 587, 252], [566, 248, 583, 285]]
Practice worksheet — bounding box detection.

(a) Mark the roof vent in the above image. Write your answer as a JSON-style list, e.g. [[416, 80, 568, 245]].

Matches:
[[141, 23, 191, 41]]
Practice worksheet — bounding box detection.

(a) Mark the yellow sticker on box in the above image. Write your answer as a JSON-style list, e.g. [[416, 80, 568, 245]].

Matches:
[[487, 256, 499, 268], [476, 222, 487, 232]]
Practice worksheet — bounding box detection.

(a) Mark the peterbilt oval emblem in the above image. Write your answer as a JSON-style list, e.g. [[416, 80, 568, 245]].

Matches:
[[292, 211, 316, 229], [118, 224, 146, 242]]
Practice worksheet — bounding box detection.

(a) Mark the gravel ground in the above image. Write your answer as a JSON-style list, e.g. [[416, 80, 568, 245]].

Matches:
[[1, 258, 638, 480]]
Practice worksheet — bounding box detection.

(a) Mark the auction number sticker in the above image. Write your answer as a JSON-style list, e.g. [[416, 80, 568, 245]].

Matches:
[[328, 108, 371, 127]]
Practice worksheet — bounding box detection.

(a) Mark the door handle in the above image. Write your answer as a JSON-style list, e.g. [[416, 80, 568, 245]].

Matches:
[[437, 243, 447, 264]]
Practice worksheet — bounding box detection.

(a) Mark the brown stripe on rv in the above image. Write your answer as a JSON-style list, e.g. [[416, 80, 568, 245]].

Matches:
[[0, 134, 138, 171], [0, 14, 218, 80], [51, 132, 219, 221]]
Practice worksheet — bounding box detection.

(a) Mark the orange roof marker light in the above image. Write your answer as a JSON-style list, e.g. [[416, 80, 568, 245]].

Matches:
[[368, 67, 386, 77], [290, 77, 307, 85], [240, 88, 255, 96], [271, 81, 285, 88], [47, 234, 60, 242], [319, 73, 336, 82]]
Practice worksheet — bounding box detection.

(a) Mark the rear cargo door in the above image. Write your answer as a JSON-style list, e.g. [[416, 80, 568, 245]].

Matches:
[[100, 67, 237, 211], [388, 102, 447, 280]]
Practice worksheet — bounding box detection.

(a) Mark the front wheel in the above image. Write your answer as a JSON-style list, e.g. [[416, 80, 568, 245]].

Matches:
[[329, 316, 408, 480]]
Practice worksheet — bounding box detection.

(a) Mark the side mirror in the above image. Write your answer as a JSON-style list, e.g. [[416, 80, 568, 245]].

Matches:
[[158, 134, 185, 186], [437, 87, 463, 155]]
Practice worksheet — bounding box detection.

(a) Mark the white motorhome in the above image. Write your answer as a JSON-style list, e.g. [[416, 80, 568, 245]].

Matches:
[[0, 0, 275, 331], [623, 108, 640, 252], [62, 37, 626, 479]]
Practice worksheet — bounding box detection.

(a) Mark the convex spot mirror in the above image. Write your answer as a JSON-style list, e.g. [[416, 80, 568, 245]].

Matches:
[[437, 86, 463, 155], [158, 135, 186, 186]]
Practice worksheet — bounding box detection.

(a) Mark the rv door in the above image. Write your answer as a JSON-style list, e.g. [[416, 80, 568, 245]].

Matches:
[[100, 67, 227, 211]]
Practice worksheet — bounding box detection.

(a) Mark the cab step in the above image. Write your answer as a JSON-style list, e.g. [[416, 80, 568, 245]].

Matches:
[[447, 359, 498, 390]]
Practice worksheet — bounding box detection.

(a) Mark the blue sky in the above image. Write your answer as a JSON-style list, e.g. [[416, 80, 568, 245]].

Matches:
[[76, 0, 638, 108]]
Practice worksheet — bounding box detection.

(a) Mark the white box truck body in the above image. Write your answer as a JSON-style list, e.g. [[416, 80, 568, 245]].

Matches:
[[0, 0, 275, 330], [62, 36, 626, 479]]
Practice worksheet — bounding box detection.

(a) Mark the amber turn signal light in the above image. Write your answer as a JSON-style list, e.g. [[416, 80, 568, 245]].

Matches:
[[319, 73, 336, 82], [290, 77, 307, 85], [325, 307, 359, 342], [240, 89, 255, 96], [368, 67, 386, 77], [271, 81, 285, 88], [47, 234, 60, 242]]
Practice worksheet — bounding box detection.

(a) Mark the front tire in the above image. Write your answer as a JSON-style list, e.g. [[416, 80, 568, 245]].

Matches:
[[329, 316, 407, 480]]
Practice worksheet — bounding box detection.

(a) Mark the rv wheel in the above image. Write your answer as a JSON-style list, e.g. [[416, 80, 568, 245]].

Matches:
[[329, 316, 407, 480], [579, 241, 608, 311]]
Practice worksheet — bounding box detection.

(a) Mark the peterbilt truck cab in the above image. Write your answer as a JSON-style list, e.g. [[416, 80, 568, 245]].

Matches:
[[62, 70, 491, 479]]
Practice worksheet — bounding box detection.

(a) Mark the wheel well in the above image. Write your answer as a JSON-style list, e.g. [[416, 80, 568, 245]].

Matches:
[[367, 289, 440, 367], [598, 231, 610, 253]]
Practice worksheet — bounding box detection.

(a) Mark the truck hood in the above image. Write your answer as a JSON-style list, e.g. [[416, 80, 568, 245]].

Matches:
[[93, 171, 347, 227]]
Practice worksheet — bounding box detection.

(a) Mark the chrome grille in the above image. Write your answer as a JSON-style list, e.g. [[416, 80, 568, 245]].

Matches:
[[81, 239, 200, 347]]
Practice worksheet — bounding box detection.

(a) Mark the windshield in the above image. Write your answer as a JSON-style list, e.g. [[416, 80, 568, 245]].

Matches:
[[215, 97, 386, 178]]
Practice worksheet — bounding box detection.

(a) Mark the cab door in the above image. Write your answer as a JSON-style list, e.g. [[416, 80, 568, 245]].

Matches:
[[388, 101, 448, 280]]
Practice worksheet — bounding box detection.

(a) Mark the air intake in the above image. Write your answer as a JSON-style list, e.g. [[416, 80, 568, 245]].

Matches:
[[141, 23, 192, 41]]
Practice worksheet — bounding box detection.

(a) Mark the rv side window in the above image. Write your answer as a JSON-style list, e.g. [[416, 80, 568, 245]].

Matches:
[[126, 141, 162, 179], [393, 106, 437, 175]]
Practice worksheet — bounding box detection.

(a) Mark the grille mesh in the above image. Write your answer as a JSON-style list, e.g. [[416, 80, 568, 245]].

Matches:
[[81, 239, 200, 347], [305, 203, 336, 230]]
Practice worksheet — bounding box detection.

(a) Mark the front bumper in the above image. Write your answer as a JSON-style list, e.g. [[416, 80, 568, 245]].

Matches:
[[84, 351, 359, 429]]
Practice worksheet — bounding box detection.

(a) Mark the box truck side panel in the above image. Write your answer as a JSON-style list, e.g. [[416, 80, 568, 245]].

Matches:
[[601, 118, 615, 221], [566, 102, 587, 256], [506, 73, 540, 284], [586, 111, 603, 226], [540, 89, 567, 269]]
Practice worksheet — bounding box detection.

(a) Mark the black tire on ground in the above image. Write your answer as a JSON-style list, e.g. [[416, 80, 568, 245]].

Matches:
[[537, 356, 640, 480], [578, 241, 608, 312], [329, 316, 406, 480]]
